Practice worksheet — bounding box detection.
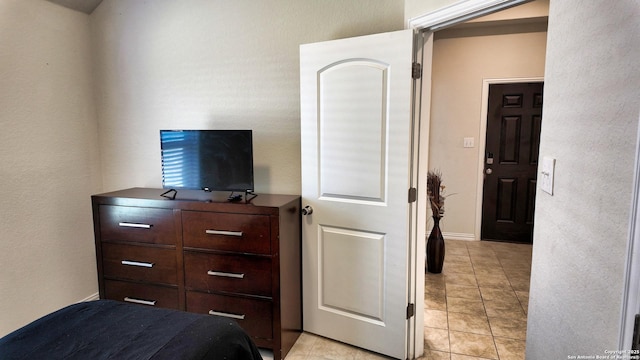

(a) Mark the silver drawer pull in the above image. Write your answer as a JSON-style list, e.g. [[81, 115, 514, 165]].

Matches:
[[119, 222, 152, 229], [124, 297, 157, 306], [207, 270, 245, 279], [209, 310, 245, 320], [205, 229, 243, 237], [121, 260, 154, 268]]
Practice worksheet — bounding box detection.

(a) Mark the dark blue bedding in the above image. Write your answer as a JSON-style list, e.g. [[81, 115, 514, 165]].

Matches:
[[0, 300, 263, 360]]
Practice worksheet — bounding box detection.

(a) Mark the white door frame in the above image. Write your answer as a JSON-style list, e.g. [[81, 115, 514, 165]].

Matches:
[[408, 30, 430, 359], [474, 77, 544, 241], [408, 0, 529, 31], [410, 0, 638, 353], [620, 109, 640, 350], [407, 0, 530, 357]]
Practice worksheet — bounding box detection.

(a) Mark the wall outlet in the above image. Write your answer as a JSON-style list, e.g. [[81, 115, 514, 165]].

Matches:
[[540, 157, 556, 195]]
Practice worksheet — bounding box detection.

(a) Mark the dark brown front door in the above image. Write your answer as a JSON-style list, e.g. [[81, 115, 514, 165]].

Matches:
[[481, 82, 543, 243]]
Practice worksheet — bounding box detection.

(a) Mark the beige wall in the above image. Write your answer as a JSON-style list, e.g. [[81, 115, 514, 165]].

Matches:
[[527, 0, 640, 356], [8, 2, 634, 356], [429, 23, 547, 238], [0, 0, 404, 337], [0, 0, 101, 336], [90, 0, 404, 194]]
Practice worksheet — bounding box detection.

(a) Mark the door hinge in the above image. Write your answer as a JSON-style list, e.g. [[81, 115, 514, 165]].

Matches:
[[412, 62, 422, 80], [406, 303, 415, 319], [633, 314, 640, 350], [408, 187, 417, 203]]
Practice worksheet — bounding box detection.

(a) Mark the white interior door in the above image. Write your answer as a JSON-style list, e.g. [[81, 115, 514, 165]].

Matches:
[[300, 29, 415, 359]]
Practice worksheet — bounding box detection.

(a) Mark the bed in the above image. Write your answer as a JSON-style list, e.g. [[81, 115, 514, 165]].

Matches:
[[0, 300, 263, 360]]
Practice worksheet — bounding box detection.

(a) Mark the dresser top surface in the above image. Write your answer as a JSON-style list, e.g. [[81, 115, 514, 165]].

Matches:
[[92, 188, 300, 214]]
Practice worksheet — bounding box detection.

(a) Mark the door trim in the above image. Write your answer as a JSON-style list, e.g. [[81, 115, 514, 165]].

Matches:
[[474, 77, 544, 241], [406, 30, 428, 360], [619, 110, 640, 350], [407, 1, 531, 357], [408, 0, 529, 31]]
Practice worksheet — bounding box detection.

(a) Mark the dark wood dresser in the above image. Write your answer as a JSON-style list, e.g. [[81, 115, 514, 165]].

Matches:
[[91, 187, 302, 360]]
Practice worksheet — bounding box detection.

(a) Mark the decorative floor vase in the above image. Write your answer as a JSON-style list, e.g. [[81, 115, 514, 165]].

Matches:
[[427, 216, 445, 274]]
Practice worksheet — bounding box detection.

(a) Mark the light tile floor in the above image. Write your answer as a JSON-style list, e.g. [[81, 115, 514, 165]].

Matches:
[[422, 240, 531, 360], [278, 239, 532, 360]]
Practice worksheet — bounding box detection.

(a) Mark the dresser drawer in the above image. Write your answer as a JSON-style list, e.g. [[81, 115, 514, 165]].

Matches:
[[186, 291, 273, 340], [104, 279, 179, 310], [99, 205, 176, 245], [182, 211, 271, 254], [184, 252, 271, 297], [102, 243, 177, 285]]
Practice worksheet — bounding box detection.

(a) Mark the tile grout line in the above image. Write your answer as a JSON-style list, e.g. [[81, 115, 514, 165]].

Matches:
[[489, 243, 503, 360], [473, 242, 501, 360], [444, 272, 451, 359]]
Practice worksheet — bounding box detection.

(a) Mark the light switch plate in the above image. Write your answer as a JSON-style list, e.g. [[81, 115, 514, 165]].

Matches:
[[463, 137, 474, 148], [540, 157, 556, 195]]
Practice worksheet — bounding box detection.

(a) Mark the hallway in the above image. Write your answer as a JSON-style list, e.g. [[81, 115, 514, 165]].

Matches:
[[423, 239, 532, 359]]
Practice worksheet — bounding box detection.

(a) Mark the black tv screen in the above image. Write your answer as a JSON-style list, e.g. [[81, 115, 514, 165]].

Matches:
[[160, 130, 254, 192]]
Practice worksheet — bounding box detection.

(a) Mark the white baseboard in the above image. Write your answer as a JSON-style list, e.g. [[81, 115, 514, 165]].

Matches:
[[443, 232, 477, 241], [80, 292, 100, 302]]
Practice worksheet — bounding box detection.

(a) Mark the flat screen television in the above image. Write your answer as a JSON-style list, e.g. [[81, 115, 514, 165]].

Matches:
[[160, 130, 254, 193]]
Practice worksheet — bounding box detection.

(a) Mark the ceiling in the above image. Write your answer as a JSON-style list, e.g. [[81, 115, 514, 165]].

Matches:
[[45, 0, 103, 14]]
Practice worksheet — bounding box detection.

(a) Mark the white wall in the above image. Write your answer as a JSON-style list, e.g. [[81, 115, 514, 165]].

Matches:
[[429, 22, 547, 238], [0, 0, 101, 336], [527, 0, 640, 356], [90, 0, 404, 195]]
